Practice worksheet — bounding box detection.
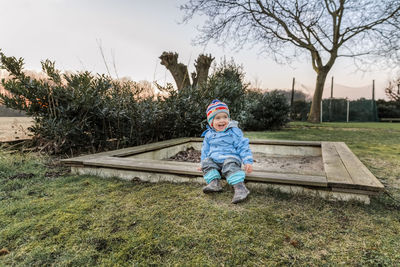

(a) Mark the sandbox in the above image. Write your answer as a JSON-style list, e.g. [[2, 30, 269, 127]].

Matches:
[[61, 138, 384, 204]]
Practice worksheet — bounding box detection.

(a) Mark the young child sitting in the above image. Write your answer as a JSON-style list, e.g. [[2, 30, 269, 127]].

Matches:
[[200, 99, 253, 204]]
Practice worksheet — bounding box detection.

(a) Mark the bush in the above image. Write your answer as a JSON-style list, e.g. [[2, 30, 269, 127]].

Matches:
[[377, 99, 400, 118], [1, 52, 290, 154], [155, 83, 209, 139], [203, 58, 247, 120], [291, 100, 310, 121], [0, 53, 152, 153], [243, 90, 290, 130]]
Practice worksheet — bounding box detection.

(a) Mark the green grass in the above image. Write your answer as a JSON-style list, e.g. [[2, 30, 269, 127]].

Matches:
[[1, 122, 400, 265]]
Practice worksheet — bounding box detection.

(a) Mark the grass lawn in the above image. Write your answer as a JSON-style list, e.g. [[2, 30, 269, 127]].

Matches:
[[1, 122, 400, 265]]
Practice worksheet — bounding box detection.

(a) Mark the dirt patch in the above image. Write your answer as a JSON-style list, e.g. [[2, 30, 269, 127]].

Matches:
[[167, 148, 324, 175], [44, 157, 71, 178], [0, 117, 33, 142], [168, 147, 201, 163], [8, 173, 35, 180]]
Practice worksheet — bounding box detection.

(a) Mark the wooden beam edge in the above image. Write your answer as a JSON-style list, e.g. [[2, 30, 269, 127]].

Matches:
[[77, 157, 328, 187], [335, 142, 384, 189], [191, 137, 321, 146], [321, 142, 354, 185]]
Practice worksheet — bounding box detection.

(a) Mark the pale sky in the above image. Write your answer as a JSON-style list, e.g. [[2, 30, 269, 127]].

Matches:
[[0, 0, 397, 99]]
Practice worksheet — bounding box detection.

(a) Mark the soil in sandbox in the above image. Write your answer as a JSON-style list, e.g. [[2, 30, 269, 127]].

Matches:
[[167, 147, 201, 163], [167, 148, 324, 175]]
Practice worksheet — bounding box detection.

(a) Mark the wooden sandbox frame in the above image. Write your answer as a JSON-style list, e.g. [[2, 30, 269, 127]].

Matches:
[[61, 138, 384, 204]]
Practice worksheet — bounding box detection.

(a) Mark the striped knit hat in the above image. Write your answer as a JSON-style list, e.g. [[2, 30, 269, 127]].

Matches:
[[206, 99, 230, 127]]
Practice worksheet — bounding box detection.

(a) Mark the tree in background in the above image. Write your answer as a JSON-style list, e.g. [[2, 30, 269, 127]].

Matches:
[[181, 0, 400, 122], [385, 77, 400, 102]]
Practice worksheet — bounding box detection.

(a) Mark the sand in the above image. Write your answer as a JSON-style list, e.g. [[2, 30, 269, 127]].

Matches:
[[168, 148, 324, 175]]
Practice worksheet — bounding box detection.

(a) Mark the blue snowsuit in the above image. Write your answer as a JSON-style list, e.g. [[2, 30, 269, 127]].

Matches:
[[201, 121, 253, 185]]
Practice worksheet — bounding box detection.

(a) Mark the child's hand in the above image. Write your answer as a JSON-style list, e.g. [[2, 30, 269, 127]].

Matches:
[[197, 166, 202, 171], [244, 164, 253, 174]]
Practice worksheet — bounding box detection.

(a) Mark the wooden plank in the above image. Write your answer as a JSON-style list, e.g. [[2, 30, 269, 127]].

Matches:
[[334, 142, 384, 191], [249, 139, 321, 146], [63, 137, 321, 165], [190, 137, 322, 147], [331, 187, 380, 196], [321, 142, 353, 186], [61, 153, 115, 165], [253, 167, 325, 177], [114, 138, 192, 157], [83, 157, 200, 175], [81, 157, 327, 187], [61, 138, 192, 165], [247, 171, 327, 187]]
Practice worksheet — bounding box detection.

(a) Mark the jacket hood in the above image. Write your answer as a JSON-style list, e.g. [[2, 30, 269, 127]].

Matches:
[[227, 120, 239, 129]]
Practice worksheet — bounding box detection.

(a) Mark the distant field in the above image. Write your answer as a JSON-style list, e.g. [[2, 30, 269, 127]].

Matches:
[[0, 117, 33, 142]]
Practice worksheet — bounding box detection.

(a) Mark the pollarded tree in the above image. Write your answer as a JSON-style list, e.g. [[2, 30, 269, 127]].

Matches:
[[159, 52, 214, 90], [181, 0, 400, 122]]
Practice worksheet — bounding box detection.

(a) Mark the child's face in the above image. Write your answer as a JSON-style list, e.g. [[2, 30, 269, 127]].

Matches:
[[213, 112, 229, 132]]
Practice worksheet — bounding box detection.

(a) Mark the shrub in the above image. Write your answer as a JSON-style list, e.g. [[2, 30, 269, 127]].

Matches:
[[243, 90, 290, 130], [203, 58, 247, 120], [0, 53, 150, 153], [155, 83, 209, 139], [1, 52, 291, 154], [377, 99, 400, 118], [291, 100, 310, 121]]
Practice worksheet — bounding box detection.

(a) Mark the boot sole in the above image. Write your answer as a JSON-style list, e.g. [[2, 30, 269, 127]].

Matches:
[[203, 187, 223, 194], [231, 191, 250, 204]]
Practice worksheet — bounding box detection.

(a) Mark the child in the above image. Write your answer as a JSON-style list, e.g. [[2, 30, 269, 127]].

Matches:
[[200, 99, 253, 204]]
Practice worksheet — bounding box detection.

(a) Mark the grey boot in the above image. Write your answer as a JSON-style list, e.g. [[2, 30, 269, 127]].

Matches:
[[203, 179, 223, 193], [231, 182, 250, 204]]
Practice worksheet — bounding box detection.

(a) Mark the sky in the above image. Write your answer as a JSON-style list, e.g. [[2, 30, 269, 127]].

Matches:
[[0, 0, 398, 100]]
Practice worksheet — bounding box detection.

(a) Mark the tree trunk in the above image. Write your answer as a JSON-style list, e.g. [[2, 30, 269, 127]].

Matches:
[[308, 69, 330, 123], [159, 52, 191, 90], [192, 54, 214, 87], [160, 52, 214, 90]]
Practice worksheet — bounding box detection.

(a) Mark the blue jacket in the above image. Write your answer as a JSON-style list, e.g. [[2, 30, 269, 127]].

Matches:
[[201, 121, 253, 165]]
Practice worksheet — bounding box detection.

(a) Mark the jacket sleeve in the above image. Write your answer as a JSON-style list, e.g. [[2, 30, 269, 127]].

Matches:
[[232, 128, 253, 164], [201, 134, 210, 162]]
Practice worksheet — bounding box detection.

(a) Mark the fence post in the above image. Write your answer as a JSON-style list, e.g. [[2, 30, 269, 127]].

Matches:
[[320, 100, 323, 123], [372, 80, 377, 121], [290, 77, 295, 119], [347, 100, 350, 123], [372, 80, 375, 101], [329, 76, 333, 122]]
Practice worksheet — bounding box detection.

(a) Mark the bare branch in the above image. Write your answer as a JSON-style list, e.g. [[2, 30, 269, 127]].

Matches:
[[96, 39, 111, 77]]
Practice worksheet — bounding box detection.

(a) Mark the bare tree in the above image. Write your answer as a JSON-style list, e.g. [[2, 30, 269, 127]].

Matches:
[[181, 0, 400, 122], [385, 78, 400, 101], [159, 51, 214, 90], [191, 53, 215, 87], [159, 52, 191, 90]]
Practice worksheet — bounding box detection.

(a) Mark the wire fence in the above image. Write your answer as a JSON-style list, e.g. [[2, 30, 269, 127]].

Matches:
[[287, 77, 392, 122]]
